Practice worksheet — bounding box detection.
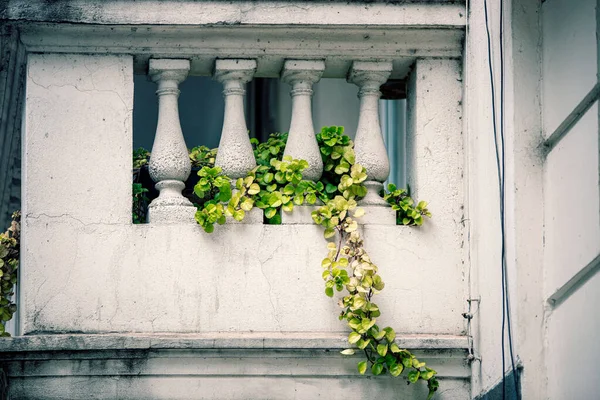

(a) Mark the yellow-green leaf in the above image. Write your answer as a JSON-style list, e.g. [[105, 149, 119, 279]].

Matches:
[[348, 332, 361, 344], [358, 361, 367, 375]]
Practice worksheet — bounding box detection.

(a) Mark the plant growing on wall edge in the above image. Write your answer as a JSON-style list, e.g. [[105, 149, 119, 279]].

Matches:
[[0, 211, 20, 337], [186, 126, 438, 398]]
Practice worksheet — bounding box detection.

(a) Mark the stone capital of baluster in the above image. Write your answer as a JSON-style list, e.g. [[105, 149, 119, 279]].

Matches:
[[214, 59, 257, 85], [282, 60, 325, 91], [348, 61, 393, 93], [149, 59, 190, 85]]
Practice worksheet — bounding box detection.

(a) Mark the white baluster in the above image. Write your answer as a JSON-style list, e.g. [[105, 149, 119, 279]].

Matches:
[[214, 59, 257, 179], [147, 59, 196, 224], [214, 59, 262, 224], [348, 61, 395, 224], [282, 60, 325, 181]]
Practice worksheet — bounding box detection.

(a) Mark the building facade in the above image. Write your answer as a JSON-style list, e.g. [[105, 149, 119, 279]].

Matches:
[[0, 0, 598, 399]]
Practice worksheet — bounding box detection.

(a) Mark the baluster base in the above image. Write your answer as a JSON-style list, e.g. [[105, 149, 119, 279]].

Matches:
[[356, 181, 396, 225], [148, 180, 196, 224]]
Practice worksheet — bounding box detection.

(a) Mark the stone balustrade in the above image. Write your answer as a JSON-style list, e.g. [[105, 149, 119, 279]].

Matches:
[[146, 58, 396, 225]]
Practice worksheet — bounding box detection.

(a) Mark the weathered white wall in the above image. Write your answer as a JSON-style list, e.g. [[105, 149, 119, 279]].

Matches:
[[21, 221, 467, 335], [542, 0, 598, 136], [546, 272, 600, 399], [544, 103, 600, 292], [21, 53, 133, 331], [541, 1, 600, 399], [504, 1, 546, 398], [464, 1, 508, 396]]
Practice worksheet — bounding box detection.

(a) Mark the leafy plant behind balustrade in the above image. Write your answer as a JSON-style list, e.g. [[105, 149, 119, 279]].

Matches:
[[131, 126, 436, 398]]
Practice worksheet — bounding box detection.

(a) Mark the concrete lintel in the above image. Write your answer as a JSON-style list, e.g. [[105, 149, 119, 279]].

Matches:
[[16, 24, 464, 78]]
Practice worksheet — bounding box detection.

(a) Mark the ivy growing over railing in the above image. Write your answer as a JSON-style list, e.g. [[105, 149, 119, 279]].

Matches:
[[187, 127, 437, 398], [128, 127, 436, 397]]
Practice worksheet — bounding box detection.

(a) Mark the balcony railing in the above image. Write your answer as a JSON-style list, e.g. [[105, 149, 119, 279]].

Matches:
[[145, 58, 396, 225]]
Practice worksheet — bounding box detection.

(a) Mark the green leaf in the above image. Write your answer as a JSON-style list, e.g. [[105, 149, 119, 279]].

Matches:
[[326, 183, 338, 193], [384, 327, 396, 342], [390, 343, 401, 353], [341, 349, 355, 356], [248, 183, 261, 195], [408, 370, 420, 383], [358, 361, 367, 375], [390, 363, 403, 377], [283, 184, 295, 195], [293, 194, 304, 205], [377, 343, 388, 357], [325, 287, 334, 297], [324, 228, 336, 239], [241, 197, 255, 211], [263, 172, 274, 183], [265, 207, 277, 219], [348, 332, 361, 344], [233, 209, 245, 221], [372, 363, 384, 376]]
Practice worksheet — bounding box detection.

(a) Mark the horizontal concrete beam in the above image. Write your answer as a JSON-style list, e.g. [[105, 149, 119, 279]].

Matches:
[[3, 1, 466, 27], [0, 332, 470, 352], [17, 24, 464, 78], [0, 333, 471, 399]]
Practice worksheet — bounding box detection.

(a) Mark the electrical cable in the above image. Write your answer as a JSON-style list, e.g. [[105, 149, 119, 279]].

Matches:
[[483, 1, 520, 399], [499, 1, 521, 398]]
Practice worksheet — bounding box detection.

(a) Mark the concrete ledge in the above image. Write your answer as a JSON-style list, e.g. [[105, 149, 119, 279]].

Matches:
[[0, 332, 470, 353], [0, 333, 470, 399]]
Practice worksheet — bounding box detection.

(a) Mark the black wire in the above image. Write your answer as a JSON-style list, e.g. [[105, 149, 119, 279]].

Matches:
[[483, 3, 504, 398], [483, 1, 520, 399], [499, 0, 521, 398]]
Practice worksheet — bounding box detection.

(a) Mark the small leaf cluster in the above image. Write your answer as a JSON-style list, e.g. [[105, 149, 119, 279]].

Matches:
[[189, 145, 217, 168], [383, 184, 432, 226], [251, 133, 288, 166], [133, 147, 150, 169], [193, 166, 234, 232], [253, 156, 321, 221], [193, 155, 319, 230], [316, 126, 367, 202], [132, 183, 149, 224], [0, 211, 20, 336]]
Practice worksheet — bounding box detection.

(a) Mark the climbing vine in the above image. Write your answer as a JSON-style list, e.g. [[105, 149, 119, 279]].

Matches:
[[187, 127, 437, 398], [128, 127, 436, 397]]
